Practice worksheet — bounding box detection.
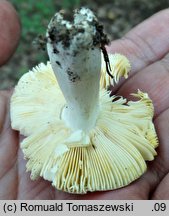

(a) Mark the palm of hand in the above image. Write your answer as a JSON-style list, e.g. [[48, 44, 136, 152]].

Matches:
[[0, 9, 169, 200]]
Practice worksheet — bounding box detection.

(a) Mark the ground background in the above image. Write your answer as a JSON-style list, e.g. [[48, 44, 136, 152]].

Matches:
[[0, 0, 169, 89]]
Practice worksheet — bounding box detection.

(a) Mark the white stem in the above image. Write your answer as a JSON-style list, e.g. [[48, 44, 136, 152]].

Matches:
[[47, 8, 104, 132]]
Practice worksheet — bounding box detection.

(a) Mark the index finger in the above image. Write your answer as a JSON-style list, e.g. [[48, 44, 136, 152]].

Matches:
[[107, 9, 169, 75]]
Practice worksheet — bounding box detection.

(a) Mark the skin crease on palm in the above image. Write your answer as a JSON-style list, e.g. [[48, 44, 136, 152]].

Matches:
[[0, 1, 169, 200]]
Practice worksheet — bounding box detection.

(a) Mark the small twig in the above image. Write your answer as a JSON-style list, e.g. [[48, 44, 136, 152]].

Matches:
[[101, 44, 113, 79]]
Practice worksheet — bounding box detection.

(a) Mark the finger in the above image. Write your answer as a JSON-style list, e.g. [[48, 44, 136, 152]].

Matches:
[[17, 149, 56, 199], [0, 91, 18, 199], [117, 53, 169, 117], [107, 9, 169, 92], [108, 8, 169, 73], [150, 108, 169, 199], [151, 172, 169, 199], [152, 109, 169, 184], [0, 0, 21, 66], [0, 91, 7, 131]]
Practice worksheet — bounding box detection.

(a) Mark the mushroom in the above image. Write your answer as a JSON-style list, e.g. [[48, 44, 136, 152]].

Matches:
[[10, 8, 158, 194]]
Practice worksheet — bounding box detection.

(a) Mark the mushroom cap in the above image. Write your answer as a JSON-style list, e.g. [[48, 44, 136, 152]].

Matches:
[[10, 61, 158, 194]]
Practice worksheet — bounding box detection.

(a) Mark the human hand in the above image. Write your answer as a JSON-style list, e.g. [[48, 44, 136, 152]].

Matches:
[[0, 5, 169, 199]]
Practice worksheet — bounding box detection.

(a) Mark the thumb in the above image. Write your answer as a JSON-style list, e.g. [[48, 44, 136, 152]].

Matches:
[[0, 0, 21, 66]]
